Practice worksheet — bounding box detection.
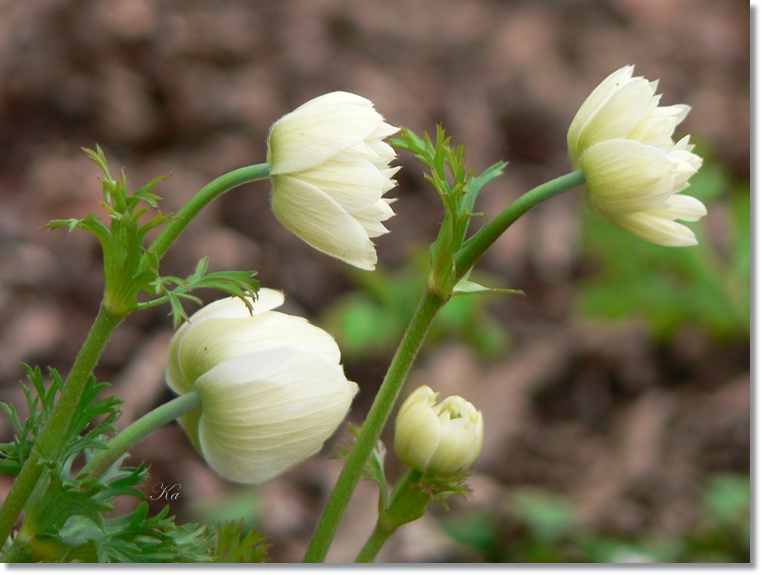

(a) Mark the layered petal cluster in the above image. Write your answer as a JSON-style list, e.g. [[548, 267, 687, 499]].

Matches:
[[568, 65, 706, 246], [267, 91, 400, 270], [167, 289, 358, 484], [394, 385, 483, 477]]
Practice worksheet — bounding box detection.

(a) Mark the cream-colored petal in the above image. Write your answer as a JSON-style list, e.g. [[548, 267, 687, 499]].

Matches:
[[294, 91, 372, 110], [177, 311, 342, 384], [650, 194, 707, 222], [268, 100, 384, 175], [606, 211, 699, 246], [185, 290, 284, 324], [568, 65, 635, 158], [394, 399, 441, 472], [271, 175, 378, 270], [166, 320, 194, 395], [196, 348, 357, 484], [351, 199, 395, 238], [576, 77, 655, 153], [166, 290, 285, 393], [581, 139, 675, 214], [628, 104, 690, 149], [293, 158, 385, 212], [428, 418, 481, 475]]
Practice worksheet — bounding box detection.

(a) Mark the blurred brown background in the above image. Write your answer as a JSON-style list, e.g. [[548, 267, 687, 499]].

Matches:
[[0, 0, 750, 563]]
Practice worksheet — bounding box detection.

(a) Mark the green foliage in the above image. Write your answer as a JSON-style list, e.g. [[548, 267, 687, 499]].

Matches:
[[0, 366, 226, 563], [440, 475, 750, 563], [391, 127, 506, 297], [145, 256, 259, 328], [0, 365, 120, 476], [212, 520, 268, 563], [33, 503, 215, 563], [47, 147, 259, 326], [577, 159, 750, 341], [321, 251, 509, 362]]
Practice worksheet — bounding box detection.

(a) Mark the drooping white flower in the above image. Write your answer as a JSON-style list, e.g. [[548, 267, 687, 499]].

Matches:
[[166, 289, 358, 484], [568, 65, 706, 246], [394, 385, 483, 477], [267, 91, 400, 270]]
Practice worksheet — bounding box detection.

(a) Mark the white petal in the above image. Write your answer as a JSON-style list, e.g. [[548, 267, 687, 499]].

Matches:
[[580, 139, 675, 214], [568, 65, 635, 158], [627, 104, 690, 149], [429, 417, 481, 474], [293, 158, 386, 212], [606, 211, 699, 246], [177, 310, 342, 384], [196, 348, 357, 484], [294, 91, 372, 110], [166, 290, 286, 393], [394, 398, 441, 472], [576, 76, 655, 152], [271, 175, 378, 270], [652, 194, 707, 222], [268, 100, 384, 175], [351, 199, 396, 238]]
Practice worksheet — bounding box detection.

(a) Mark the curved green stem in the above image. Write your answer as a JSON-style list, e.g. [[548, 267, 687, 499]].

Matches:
[[148, 163, 271, 260], [304, 171, 585, 563], [455, 170, 585, 279], [81, 391, 202, 480], [0, 304, 124, 548], [303, 287, 446, 562]]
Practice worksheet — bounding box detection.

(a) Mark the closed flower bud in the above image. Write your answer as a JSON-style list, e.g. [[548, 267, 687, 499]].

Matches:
[[568, 65, 706, 246], [267, 91, 400, 270], [394, 386, 483, 477], [166, 289, 358, 484]]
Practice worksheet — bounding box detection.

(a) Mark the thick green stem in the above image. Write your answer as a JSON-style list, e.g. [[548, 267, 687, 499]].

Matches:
[[303, 287, 446, 562], [149, 163, 271, 260], [0, 305, 124, 549], [80, 391, 202, 480], [455, 170, 585, 279]]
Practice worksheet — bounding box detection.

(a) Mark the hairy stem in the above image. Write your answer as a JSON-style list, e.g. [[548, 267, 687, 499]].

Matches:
[[303, 287, 446, 562], [81, 391, 202, 480], [0, 305, 124, 548]]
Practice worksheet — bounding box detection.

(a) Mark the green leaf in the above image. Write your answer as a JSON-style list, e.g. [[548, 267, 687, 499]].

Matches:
[[453, 279, 524, 297]]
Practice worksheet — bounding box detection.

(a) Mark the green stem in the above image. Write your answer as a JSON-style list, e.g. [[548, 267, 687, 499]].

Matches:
[[303, 172, 585, 563], [0, 304, 124, 549], [355, 468, 424, 562], [355, 522, 394, 563], [148, 163, 271, 260], [303, 287, 446, 562], [454, 170, 585, 279], [80, 391, 202, 480]]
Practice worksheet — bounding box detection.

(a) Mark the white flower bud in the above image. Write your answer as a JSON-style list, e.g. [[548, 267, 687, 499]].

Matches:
[[568, 65, 706, 246], [166, 289, 358, 484], [267, 91, 400, 270], [394, 385, 483, 477]]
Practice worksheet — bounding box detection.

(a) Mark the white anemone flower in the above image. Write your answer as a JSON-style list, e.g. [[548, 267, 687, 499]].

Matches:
[[394, 386, 483, 477], [166, 289, 358, 484], [568, 65, 706, 246], [267, 91, 400, 270]]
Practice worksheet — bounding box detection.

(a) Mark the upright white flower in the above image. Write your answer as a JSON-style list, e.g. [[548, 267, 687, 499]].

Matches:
[[568, 65, 706, 246], [166, 289, 358, 484], [394, 385, 483, 477], [267, 91, 400, 270]]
